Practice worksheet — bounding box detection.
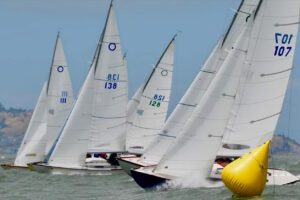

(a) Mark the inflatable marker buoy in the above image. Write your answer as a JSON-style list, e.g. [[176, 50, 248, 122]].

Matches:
[[221, 140, 270, 197]]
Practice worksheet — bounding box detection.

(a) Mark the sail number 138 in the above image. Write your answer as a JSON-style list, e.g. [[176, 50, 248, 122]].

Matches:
[[274, 33, 293, 57]]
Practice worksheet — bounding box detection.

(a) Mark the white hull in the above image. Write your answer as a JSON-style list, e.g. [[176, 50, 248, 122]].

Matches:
[[29, 163, 123, 175], [117, 156, 142, 176]]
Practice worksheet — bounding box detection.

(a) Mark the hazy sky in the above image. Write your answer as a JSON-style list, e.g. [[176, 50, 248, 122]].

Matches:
[[1, 0, 300, 142]]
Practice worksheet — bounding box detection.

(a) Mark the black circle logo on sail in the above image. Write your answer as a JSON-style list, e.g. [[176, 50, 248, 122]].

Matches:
[[108, 43, 117, 51], [57, 66, 64, 73], [161, 70, 168, 76]]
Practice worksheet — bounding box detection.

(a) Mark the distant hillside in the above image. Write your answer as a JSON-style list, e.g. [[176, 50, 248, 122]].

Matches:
[[0, 103, 300, 155], [271, 134, 300, 154], [0, 103, 32, 154]]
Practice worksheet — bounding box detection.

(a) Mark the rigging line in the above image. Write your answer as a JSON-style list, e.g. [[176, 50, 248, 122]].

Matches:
[[270, 145, 276, 196], [47, 32, 60, 94], [222, 0, 245, 46], [285, 65, 294, 170]]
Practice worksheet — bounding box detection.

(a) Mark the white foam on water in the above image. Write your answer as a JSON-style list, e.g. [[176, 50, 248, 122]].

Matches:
[[157, 173, 224, 190]]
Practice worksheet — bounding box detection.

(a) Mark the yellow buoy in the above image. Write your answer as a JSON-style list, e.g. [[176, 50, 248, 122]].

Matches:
[[221, 140, 270, 197]]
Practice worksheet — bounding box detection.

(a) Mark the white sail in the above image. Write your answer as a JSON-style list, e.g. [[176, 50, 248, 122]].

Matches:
[[14, 33, 74, 167], [218, 0, 300, 157], [45, 33, 74, 154], [125, 36, 175, 154], [138, 0, 260, 166], [88, 3, 128, 153], [127, 83, 145, 120], [153, 24, 251, 181], [46, 45, 99, 168], [14, 83, 48, 166], [46, 2, 127, 168]]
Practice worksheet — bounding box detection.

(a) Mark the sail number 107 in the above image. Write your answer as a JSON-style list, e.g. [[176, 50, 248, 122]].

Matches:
[[274, 33, 293, 57]]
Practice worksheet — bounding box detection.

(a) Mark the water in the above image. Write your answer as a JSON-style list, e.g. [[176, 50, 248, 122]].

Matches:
[[0, 154, 300, 200]]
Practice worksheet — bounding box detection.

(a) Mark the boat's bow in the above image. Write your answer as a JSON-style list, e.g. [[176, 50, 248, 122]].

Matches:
[[130, 167, 170, 189]]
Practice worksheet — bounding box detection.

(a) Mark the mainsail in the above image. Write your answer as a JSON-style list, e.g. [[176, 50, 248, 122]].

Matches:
[[125, 36, 175, 154], [88, 2, 128, 153], [46, 2, 127, 168], [218, 0, 300, 157]]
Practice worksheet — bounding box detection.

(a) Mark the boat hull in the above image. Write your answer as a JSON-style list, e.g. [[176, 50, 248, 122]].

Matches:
[[131, 168, 169, 189], [117, 156, 142, 176], [131, 163, 299, 189], [29, 162, 123, 175], [0, 163, 28, 170]]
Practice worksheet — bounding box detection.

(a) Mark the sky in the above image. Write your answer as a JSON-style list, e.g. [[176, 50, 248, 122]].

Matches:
[[1, 0, 300, 142]]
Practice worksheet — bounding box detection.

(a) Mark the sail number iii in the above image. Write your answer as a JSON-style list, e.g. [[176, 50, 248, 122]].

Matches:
[[274, 33, 293, 57]]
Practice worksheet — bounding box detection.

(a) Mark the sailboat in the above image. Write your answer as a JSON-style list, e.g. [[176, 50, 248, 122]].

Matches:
[[118, 36, 176, 174], [1, 33, 74, 169], [30, 1, 128, 174], [118, 0, 261, 176], [131, 0, 300, 189]]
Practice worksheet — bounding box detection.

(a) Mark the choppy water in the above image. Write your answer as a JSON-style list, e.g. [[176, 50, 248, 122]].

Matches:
[[0, 154, 300, 200]]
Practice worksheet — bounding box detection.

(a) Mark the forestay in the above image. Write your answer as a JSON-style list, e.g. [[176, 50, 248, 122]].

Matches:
[[138, 0, 260, 166], [218, 0, 300, 157], [125, 37, 175, 155], [14, 83, 48, 166]]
